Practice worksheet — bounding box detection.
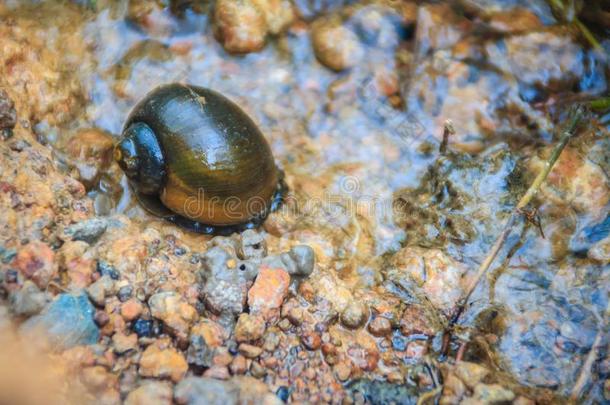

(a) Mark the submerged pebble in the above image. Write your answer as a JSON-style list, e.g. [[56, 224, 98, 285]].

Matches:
[[340, 300, 368, 329], [62, 217, 109, 245], [20, 293, 99, 350], [213, 0, 268, 54], [9, 280, 47, 317], [311, 16, 364, 71]]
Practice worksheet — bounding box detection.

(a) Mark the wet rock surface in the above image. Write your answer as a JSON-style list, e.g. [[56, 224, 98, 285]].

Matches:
[[0, 1, 607, 404]]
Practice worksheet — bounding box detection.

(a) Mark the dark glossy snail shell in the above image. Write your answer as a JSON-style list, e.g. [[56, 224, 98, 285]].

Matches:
[[114, 83, 285, 234]]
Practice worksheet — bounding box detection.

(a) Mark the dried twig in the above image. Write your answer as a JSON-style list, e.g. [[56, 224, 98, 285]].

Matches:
[[448, 105, 585, 329], [439, 120, 455, 155]]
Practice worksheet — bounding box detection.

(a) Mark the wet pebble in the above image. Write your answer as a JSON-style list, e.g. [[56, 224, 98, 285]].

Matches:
[[276, 385, 290, 402], [263, 331, 280, 351], [213, 0, 268, 54], [285, 306, 304, 326], [9, 280, 47, 317], [113, 332, 139, 354], [368, 316, 392, 337], [250, 361, 267, 378], [186, 335, 215, 369], [97, 260, 120, 280], [149, 291, 198, 340], [133, 318, 157, 338], [288, 245, 315, 276], [340, 301, 368, 329], [311, 16, 363, 71], [94, 310, 110, 327], [261, 245, 315, 277], [230, 354, 247, 375], [63, 217, 109, 244], [400, 305, 437, 336], [121, 299, 144, 322], [86, 275, 115, 307], [203, 365, 231, 380], [238, 343, 263, 358], [13, 241, 57, 289], [117, 284, 134, 302], [139, 343, 188, 383], [235, 313, 266, 342], [252, 0, 295, 35], [454, 361, 490, 390], [301, 331, 321, 350], [321, 343, 338, 364], [247, 266, 290, 319], [203, 279, 248, 316]]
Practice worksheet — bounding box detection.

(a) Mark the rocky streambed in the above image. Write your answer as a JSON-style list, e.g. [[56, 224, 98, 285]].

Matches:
[[0, 1, 609, 404]]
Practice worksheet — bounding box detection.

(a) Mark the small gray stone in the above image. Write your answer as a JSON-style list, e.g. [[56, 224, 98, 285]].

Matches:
[[207, 236, 240, 257], [258, 245, 315, 277], [117, 284, 134, 302], [63, 218, 108, 244], [186, 335, 215, 368], [203, 279, 246, 316], [20, 293, 99, 350], [262, 253, 297, 274], [97, 260, 120, 280], [9, 281, 47, 317], [174, 377, 238, 405], [288, 245, 315, 276], [86, 275, 115, 307], [238, 230, 267, 260], [202, 246, 234, 278]]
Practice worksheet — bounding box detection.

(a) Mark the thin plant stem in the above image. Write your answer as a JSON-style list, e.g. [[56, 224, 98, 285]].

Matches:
[[590, 97, 610, 111], [547, 0, 603, 50]]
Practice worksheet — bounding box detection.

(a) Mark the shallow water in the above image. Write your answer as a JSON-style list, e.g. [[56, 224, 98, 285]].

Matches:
[[3, 0, 610, 402]]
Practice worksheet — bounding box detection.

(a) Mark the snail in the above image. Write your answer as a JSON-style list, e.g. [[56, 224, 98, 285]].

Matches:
[[114, 83, 285, 235]]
